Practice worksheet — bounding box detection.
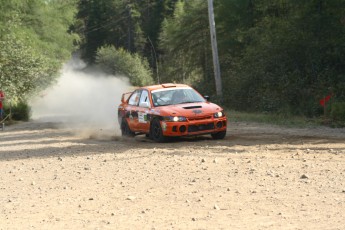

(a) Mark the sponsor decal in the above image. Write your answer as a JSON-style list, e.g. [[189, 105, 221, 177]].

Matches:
[[151, 109, 161, 115], [138, 112, 148, 123]]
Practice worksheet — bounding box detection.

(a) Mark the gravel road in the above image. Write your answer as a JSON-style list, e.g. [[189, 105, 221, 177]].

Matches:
[[1, 121, 345, 229]]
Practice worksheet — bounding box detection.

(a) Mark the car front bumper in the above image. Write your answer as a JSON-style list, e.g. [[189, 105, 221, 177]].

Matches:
[[160, 117, 227, 137]]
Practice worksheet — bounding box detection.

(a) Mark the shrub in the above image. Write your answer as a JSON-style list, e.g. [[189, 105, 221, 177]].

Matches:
[[331, 102, 345, 122], [9, 101, 31, 121], [96, 46, 154, 86]]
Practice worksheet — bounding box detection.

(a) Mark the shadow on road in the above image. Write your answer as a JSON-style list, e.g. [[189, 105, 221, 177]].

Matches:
[[1, 121, 344, 161]]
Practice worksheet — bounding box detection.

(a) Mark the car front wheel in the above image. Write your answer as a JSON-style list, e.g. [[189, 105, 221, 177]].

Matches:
[[211, 130, 226, 140], [150, 119, 166, 142]]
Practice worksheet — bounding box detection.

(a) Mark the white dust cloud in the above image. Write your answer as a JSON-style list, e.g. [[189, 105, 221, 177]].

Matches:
[[30, 59, 132, 139]]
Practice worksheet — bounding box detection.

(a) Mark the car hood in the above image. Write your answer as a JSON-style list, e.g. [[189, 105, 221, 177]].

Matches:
[[154, 102, 223, 117]]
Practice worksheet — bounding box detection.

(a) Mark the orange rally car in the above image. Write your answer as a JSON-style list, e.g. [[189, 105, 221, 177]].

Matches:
[[118, 83, 227, 142]]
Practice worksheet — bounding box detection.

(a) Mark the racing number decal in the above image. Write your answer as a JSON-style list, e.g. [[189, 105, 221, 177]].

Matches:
[[138, 112, 148, 123]]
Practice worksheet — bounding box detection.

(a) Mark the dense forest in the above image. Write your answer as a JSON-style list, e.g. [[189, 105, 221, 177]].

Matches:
[[1, 0, 344, 120]]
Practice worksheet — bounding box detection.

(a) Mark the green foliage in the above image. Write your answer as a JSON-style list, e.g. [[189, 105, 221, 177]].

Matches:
[[73, 0, 177, 83], [9, 101, 31, 121], [0, 0, 78, 104], [159, 0, 213, 94], [331, 102, 345, 122], [96, 45, 154, 86], [78, 0, 345, 119], [229, 110, 320, 128], [74, 0, 147, 63], [0, 34, 59, 103], [0, 0, 78, 62], [217, 0, 345, 117], [137, 0, 178, 82], [2, 0, 345, 122], [19, 0, 77, 60]]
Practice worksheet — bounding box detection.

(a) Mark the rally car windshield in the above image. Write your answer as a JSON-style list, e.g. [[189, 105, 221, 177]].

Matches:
[[151, 88, 205, 107]]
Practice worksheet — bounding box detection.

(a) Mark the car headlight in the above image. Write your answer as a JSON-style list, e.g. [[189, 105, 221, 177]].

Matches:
[[163, 116, 187, 122], [214, 111, 224, 118]]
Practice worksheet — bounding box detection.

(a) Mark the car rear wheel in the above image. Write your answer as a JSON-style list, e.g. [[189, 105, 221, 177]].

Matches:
[[211, 130, 226, 140], [150, 119, 166, 142], [121, 119, 135, 137]]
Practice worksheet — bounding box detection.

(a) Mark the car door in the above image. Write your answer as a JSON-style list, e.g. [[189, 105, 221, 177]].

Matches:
[[126, 89, 141, 132], [136, 89, 151, 132]]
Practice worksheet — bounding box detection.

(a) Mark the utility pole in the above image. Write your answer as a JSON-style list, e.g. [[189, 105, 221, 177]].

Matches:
[[207, 0, 223, 98]]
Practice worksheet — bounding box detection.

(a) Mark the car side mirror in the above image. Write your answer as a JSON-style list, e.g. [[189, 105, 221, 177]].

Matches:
[[139, 101, 150, 108], [204, 95, 210, 101]]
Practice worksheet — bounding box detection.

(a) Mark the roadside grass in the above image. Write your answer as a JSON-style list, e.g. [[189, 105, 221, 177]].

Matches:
[[227, 110, 330, 128]]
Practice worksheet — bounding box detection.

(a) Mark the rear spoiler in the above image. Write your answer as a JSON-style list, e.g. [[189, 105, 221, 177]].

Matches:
[[161, 83, 176, 88], [121, 92, 133, 103]]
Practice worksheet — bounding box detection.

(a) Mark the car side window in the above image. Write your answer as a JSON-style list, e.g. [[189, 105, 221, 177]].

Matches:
[[128, 90, 141, 106], [139, 90, 150, 107]]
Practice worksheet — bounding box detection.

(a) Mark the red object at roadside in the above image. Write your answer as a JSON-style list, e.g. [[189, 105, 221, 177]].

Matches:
[[0, 90, 4, 109], [319, 95, 332, 107]]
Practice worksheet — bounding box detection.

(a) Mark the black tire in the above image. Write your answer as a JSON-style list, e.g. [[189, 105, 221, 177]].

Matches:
[[121, 119, 135, 137], [211, 130, 226, 140], [150, 119, 166, 142]]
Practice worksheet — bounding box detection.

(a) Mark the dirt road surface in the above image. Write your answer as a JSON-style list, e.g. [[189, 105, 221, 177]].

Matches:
[[1, 121, 345, 229]]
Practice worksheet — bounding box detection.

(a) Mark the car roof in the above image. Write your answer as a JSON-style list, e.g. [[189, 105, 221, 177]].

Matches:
[[142, 83, 191, 92]]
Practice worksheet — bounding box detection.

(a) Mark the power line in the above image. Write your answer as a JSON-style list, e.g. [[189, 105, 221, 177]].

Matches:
[[79, 4, 153, 35], [81, 9, 129, 34]]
